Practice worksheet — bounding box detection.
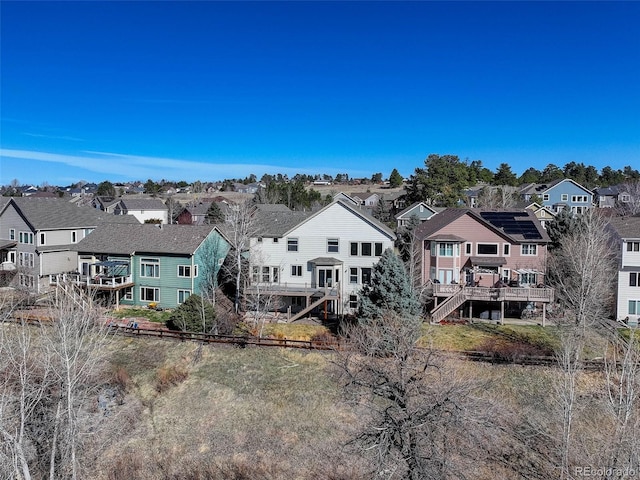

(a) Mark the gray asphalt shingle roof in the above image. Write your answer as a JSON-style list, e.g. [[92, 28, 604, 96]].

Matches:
[[6, 197, 140, 230], [75, 224, 218, 255], [608, 216, 640, 239], [119, 198, 167, 211]]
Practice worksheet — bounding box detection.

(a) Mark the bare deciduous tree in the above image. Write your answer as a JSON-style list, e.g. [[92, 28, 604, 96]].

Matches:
[[0, 284, 112, 480], [223, 200, 257, 313], [617, 180, 640, 216], [548, 209, 617, 477], [337, 312, 516, 479]]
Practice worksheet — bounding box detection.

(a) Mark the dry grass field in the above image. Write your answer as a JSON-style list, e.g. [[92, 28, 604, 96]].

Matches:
[[87, 329, 622, 480]]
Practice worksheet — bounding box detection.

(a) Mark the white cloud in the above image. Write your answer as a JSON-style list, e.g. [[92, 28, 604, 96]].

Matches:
[[0, 148, 363, 183]]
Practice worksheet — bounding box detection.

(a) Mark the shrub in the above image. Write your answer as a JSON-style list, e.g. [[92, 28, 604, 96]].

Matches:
[[166, 294, 216, 333], [155, 365, 189, 393]]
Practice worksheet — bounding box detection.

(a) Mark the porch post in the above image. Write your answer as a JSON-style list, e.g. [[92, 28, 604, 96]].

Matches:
[[500, 300, 504, 325], [542, 303, 546, 327], [469, 301, 473, 322]]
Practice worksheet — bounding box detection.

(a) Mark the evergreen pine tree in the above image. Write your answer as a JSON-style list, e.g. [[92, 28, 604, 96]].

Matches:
[[358, 248, 421, 321]]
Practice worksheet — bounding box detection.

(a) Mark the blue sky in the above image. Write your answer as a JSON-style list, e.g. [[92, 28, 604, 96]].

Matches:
[[1, 1, 638, 186]]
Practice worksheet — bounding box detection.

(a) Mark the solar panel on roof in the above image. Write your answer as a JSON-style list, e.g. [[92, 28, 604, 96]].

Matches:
[[479, 212, 542, 240]]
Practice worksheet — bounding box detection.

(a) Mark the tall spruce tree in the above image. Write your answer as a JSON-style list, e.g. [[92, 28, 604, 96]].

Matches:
[[358, 248, 421, 321]]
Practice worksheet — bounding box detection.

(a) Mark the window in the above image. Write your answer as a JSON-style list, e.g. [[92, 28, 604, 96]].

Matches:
[[71, 231, 77, 243], [465, 243, 472, 255], [375, 242, 383, 256], [572, 195, 588, 203], [123, 287, 133, 301], [40, 233, 46, 245], [477, 243, 498, 255], [629, 300, 640, 315], [519, 272, 537, 284], [272, 267, 279, 283], [291, 265, 302, 277], [18, 252, 34, 268], [19, 274, 34, 289], [327, 238, 339, 253], [350, 267, 358, 283], [631, 272, 639, 287], [262, 266, 270, 283], [521, 244, 537, 256], [561, 194, 568, 201], [503, 244, 510, 256], [140, 287, 159, 302], [178, 265, 196, 278], [252, 266, 260, 283], [361, 268, 372, 285], [350, 242, 358, 256], [9, 229, 15, 240], [627, 242, 640, 252], [543, 194, 549, 201], [19, 232, 34, 244], [438, 243, 454, 257], [349, 295, 358, 309], [361, 243, 372, 256], [257, 237, 263, 243], [273, 238, 279, 243], [621, 194, 630, 203], [287, 238, 298, 252], [177, 289, 191, 304], [140, 258, 160, 277]]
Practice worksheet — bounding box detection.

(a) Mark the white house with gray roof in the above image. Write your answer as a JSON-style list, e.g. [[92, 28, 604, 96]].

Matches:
[[248, 200, 396, 319], [0, 197, 139, 293], [607, 216, 640, 324], [113, 197, 169, 224]]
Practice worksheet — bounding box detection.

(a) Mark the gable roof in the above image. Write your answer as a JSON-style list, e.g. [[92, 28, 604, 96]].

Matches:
[[252, 200, 396, 240], [119, 198, 167, 211], [395, 201, 438, 219], [75, 224, 224, 256], [414, 208, 549, 244], [3, 197, 140, 231], [521, 179, 592, 197], [607, 216, 640, 240]]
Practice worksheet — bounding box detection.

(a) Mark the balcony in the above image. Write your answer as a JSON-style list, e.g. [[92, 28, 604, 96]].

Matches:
[[433, 284, 554, 303], [50, 273, 134, 291]]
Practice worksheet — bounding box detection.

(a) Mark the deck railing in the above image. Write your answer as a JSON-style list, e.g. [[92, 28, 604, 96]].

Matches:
[[433, 284, 554, 303], [50, 273, 133, 289]]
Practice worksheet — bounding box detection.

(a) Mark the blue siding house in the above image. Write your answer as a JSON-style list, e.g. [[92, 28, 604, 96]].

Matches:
[[520, 179, 593, 214]]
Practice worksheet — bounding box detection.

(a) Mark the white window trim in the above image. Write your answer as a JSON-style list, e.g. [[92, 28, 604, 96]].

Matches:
[[503, 243, 511, 256], [140, 286, 160, 302], [327, 238, 339, 253], [177, 265, 196, 278], [177, 289, 191, 304], [291, 265, 302, 277], [476, 242, 499, 256], [140, 257, 160, 278], [9, 228, 15, 240], [521, 244, 538, 256], [561, 194, 568, 201], [465, 242, 472, 256], [287, 237, 299, 252]]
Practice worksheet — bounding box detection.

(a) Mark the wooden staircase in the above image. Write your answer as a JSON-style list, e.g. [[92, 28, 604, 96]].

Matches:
[[288, 293, 336, 323], [430, 288, 468, 324]]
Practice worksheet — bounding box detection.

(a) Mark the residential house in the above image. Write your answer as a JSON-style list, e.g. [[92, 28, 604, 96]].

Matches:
[[351, 192, 380, 207], [113, 198, 169, 224], [65, 224, 231, 309], [593, 184, 636, 211], [177, 200, 233, 225], [413, 208, 554, 323], [248, 200, 396, 320], [394, 201, 439, 229], [92, 196, 120, 213], [233, 182, 262, 194], [525, 202, 557, 229], [606, 216, 640, 324], [0, 197, 139, 292], [520, 179, 593, 214]]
